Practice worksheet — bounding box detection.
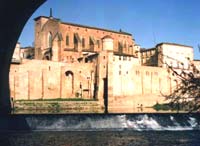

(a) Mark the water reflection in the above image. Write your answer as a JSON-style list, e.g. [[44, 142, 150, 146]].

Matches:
[[12, 107, 183, 114], [1, 131, 200, 146]]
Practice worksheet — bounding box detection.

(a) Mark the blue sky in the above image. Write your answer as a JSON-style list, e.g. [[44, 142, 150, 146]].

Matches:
[[19, 0, 200, 59]]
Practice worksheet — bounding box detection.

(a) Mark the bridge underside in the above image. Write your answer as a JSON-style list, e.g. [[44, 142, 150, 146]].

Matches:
[[0, 0, 46, 114]]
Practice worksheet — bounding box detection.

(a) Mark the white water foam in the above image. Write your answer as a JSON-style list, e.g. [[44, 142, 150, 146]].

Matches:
[[26, 115, 200, 131], [126, 115, 162, 131]]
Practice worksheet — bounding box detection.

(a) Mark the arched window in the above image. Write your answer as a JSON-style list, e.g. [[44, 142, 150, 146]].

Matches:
[[124, 42, 127, 48], [82, 38, 85, 48], [47, 32, 52, 48], [97, 40, 100, 48], [89, 36, 95, 50], [65, 71, 73, 76], [65, 71, 74, 94], [66, 35, 69, 46], [118, 42, 123, 53]]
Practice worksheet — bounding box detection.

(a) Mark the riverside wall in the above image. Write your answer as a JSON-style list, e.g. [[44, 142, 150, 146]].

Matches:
[[9, 59, 177, 113], [10, 59, 96, 100]]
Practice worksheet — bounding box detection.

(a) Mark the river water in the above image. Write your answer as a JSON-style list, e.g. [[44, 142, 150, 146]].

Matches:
[[0, 114, 200, 146]]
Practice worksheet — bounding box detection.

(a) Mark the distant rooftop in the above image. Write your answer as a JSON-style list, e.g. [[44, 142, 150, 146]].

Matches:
[[34, 16, 132, 36], [140, 48, 156, 52], [156, 42, 193, 48]]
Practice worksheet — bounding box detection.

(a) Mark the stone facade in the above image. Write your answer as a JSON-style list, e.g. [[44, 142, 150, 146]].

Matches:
[[12, 42, 21, 63], [9, 15, 198, 113], [157, 43, 193, 69], [140, 48, 157, 66], [10, 60, 96, 99], [34, 16, 136, 62], [20, 46, 35, 59], [140, 43, 194, 69]]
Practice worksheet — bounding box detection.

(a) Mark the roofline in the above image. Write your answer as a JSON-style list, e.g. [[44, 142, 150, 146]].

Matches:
[[34, 16, 60, 21], [61, 22, 132, 36], [140, 48, 156, 52], [156, 42, 193, 48], [102, 35, 113, 40], [34, 16, 49, 21], [21, 46, 34, 49], [114, 52, 137, 58], [34, 16, 132, 36]]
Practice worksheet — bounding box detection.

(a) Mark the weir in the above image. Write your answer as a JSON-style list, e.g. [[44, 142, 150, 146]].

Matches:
[[0, 114, 200, 131]]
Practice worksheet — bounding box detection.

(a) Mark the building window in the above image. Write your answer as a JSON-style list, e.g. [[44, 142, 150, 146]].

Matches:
[[47, 32, 52, 48], [89, 36, 95, 50], [74, 33, 81, 50], [74, 34, 78, 50], [123, 56, 126, 61], [119, 56, 121, 60], [119, 71, 121, 75], [97, 40, 100, 48], [66, 35, 69, 46], [136, 70, 140, 75], [82, 38, 85, 48], [118, 42, 123, 53], [124, 42, 127, 48], [103, 56, 106, 59]]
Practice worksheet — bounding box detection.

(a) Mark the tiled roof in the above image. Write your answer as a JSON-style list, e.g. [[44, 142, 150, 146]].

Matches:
[[34, 16, 132, 36]]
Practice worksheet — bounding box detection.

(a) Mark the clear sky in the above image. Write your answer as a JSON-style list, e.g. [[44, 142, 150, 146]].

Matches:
[[19, 0, 200, 59]]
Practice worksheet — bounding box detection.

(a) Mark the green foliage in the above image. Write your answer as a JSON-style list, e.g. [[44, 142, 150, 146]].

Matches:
[[160, 52, 200, 112], [153, 103, 172, 111], [15, 98, 95, 102], [153, 102, 192, 111]]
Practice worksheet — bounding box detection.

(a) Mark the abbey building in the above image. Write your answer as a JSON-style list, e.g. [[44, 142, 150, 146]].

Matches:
[[9, 15, 200, 113]]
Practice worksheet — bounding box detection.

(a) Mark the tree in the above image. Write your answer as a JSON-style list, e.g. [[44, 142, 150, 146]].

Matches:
[[162, 54, 200, 112]]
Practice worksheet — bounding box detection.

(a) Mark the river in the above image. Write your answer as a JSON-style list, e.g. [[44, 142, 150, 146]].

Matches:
[[0, 114, 200, 146]]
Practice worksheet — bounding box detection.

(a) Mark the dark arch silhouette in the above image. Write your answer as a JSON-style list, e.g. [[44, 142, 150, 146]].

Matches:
[[65, 71, 74, 76], [65, 71, 74, 94], [0, 0, 46, 114]]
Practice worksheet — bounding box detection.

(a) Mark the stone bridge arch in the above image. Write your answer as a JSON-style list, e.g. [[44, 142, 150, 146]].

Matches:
[[0, 0, 46, 114]]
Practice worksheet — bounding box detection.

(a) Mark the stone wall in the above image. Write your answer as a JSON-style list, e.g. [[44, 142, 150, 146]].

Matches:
[[108, 58, 178, 113], [9, 58, 178, 113], [10, 59, 96, 100]]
